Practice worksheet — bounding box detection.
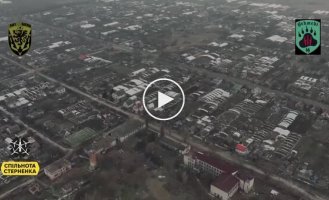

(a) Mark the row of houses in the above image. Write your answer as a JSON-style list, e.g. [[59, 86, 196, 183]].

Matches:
[[273, 110, 298, 140]]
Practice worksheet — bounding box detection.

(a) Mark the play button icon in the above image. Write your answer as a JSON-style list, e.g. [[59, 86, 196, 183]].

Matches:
[[143, 78, 185, 121], [157, 91, 174, 108]]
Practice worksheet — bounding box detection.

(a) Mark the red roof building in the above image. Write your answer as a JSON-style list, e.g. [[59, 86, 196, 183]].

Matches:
[[183, 146, 254, 200], [184, 150, 238, 176], [79, 54, 90, 60], [210, 173, 239, 200], [235, 143, 248, 155]]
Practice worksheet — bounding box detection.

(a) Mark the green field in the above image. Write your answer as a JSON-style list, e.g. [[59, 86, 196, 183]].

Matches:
[[65, 127, 97, 148]]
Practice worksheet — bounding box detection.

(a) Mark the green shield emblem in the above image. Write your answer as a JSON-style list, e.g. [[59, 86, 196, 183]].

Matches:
[[8, 22, 32, 56], [295, 19, 321, 55]]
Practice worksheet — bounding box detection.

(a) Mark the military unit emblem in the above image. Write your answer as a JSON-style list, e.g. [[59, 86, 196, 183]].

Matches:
[[295, 19, 321, 55], [8, 22, 32, 56], [8, 137, 30, 158], [3, 20, 322, 57]]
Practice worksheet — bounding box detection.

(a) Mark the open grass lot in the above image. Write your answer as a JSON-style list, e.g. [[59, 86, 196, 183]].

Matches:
[[146, 178, 171, 200], [72, 131, 210, 200]]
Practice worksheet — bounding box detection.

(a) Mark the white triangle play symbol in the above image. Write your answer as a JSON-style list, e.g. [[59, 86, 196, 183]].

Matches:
[[157, 91, 174, 108]]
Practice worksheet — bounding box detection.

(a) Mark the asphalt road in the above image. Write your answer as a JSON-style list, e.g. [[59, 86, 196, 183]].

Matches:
[[0, 106, 69, 153], [0, 178, 34, 200], [0, 55, 327, 200], [150, 127, 328, 200]]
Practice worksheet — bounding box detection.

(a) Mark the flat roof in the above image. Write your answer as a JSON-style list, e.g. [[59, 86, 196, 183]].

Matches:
[[44, 159, 71, 174], [104, 119, 144, 138]]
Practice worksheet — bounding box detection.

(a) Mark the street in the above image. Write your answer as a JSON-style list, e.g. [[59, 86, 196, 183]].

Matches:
[[0, 54, 327, 200]]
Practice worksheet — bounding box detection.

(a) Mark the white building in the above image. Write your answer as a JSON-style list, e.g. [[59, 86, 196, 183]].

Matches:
[[278, 111, 298, 129], [294, 76, 317, 91], [112, 89, 127, 102], [200, 88, 231, 106], [183, 147, 254, 200], [55, 87, 66, 95], [210, 171, 254, 200], [236, 172, 255, 193], [44, 159, 72, 181], [183, 148, 238, 176]]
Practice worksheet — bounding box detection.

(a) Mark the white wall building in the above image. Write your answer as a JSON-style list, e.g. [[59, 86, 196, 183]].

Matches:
[[183, 147, 254, 200], [44, 159, 72, 181]]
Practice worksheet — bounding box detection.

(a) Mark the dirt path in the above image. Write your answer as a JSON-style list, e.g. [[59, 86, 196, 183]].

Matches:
[[146, 178, 171, 200]]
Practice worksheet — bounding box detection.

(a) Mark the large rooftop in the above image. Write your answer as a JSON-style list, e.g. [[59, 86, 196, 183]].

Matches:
[[212, 173, 239, 193], [193, 151, 238, 174]]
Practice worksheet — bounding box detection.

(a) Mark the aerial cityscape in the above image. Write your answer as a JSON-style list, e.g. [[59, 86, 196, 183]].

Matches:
[[0, 0, 328, 200]]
